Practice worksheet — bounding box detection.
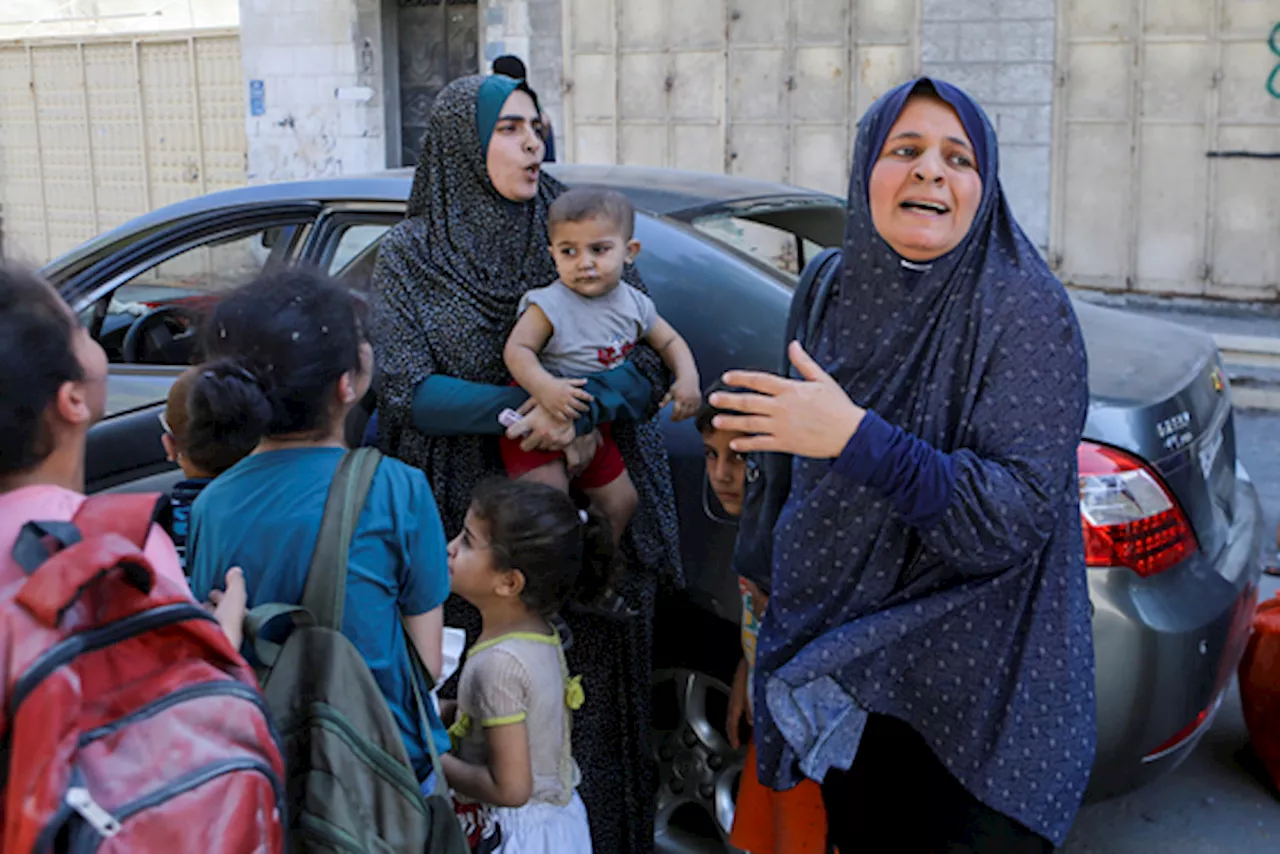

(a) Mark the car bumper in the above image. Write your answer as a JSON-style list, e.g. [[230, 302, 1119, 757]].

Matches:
[[1085, 464, 1264, 801]]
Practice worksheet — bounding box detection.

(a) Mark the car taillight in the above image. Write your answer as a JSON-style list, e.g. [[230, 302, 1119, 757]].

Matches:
[[1077, 442, 1197, 577]]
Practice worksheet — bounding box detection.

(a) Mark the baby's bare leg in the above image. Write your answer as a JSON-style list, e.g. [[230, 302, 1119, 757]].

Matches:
[[584, 469, 638, 546], [518, 459, 571, 492]]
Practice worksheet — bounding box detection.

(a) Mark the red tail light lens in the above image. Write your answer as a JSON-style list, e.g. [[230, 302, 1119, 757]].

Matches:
[[1077, 442, 1198, 577]]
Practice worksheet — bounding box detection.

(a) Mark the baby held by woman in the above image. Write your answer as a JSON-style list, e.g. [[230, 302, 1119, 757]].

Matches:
[[501, 188, 699, 543]]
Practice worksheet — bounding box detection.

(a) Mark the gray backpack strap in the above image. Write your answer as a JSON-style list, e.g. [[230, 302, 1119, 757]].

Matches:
[[243, 603, 316, 669], [300, 447, 382, 631], [405, 642, 450, 799]]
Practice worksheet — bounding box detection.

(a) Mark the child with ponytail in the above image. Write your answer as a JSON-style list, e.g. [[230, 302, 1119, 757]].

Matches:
[[442, 478, 615, 853]]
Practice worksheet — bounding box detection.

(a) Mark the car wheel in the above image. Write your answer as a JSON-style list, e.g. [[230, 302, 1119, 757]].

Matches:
[[652, 668, 745, 854]]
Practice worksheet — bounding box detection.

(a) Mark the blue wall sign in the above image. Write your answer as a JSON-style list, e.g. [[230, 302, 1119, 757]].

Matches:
[[249, 79, 265, 116]]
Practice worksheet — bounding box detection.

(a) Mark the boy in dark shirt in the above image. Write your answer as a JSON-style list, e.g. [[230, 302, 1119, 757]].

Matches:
[[159, 365, 256, 568], [698, 382, 836, 854]]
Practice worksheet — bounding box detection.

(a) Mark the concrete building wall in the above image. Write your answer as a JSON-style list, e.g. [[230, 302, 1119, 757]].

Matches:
[[920, 0, 1056, 247], [1052, 0, 1280, 301], [0, 31, 246, 263], [480, 0, 564, 156], [0, 0, 238, 40], [237, 0, 385, 183], [558, 0, 918, 197]]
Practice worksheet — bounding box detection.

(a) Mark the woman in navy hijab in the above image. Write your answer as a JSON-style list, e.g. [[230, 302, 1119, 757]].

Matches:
[[713, 79, 1095, 851]]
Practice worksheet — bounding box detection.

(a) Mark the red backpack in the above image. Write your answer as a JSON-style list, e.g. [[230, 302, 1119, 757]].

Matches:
[[0, 494, 286, 853]]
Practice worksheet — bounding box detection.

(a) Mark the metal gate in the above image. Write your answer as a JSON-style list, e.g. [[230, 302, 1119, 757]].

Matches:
[[0, 29, 246, 265], [560, 0, 917, 196], [1052, 0, 1280, 300], [396, 0, 479, 167]]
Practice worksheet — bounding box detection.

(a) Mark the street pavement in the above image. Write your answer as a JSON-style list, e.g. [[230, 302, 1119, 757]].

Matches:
[[1063, 409, 1280, 853]]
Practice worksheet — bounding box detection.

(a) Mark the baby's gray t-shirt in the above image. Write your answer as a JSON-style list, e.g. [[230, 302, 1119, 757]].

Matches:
[[517, 280, 657, 377]]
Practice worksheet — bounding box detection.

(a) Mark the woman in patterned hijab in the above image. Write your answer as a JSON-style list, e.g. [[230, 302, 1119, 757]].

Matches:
[[713, 79, 1095, 852], [369, 74, 677, 853]]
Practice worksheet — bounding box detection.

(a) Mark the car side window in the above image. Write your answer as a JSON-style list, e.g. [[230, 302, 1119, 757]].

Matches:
[[98, 224, 301, 365], [689, 205, 845, 283], [328, 224, 392, 279], [694, 216, 803, 276]]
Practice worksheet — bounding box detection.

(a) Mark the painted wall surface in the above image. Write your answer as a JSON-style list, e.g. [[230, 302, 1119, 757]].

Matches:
[[4, 0, 1274, 298], [237, 0, 386, 183], [0, 1, 239, 39], [560, 0, 918, 198], [921, 0, 1056, 248], [0, 31, 246, 264], [480, 0, 564, 157], [1053, 0, 1280, 300]]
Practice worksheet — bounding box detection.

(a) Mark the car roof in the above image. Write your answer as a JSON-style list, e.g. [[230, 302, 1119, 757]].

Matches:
[[45, 164, 842, 282], [73, 164, 837, 248]]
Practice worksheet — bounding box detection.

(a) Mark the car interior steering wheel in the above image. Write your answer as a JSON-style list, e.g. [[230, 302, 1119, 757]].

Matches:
[[121, 305, 203, 365]]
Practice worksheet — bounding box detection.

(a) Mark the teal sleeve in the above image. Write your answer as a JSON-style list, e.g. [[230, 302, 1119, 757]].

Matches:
[[398, 474, 451, 614], [573, 361, 654, 435], [410, 375, 525, 436], [186, 500, 212, 600], [409, 362, 655, 437]]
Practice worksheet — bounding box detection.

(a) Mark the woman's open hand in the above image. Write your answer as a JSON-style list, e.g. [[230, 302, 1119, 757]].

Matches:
[[711, 341, 865, 459], [506, 399, 577, 452]]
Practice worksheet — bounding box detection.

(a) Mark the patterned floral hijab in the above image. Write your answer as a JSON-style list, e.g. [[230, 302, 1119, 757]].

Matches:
[[400, 74, 561, 323], [372, 78, 678, 850], [369, 75, 680, 580]]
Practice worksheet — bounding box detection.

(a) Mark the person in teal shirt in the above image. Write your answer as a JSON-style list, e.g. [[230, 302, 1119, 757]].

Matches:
[[187, 269, 450, 782]]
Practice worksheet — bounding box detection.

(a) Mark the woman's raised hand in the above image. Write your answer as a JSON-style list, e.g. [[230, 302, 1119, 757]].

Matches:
[[711, 341, 866, 459]]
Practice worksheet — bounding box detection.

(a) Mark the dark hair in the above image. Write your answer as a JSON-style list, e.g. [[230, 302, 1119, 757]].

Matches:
[[470, 478, 618, 615], [547, 187, 636, 242], [492, 55, 527, 80], [190, 268, 366, 449], [168, 365, 257, 475], [0, 265, 85, 477], [912, 78, 939, 99], [695, 379, 749, 435]]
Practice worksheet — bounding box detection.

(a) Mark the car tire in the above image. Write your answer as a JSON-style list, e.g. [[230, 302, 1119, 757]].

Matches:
[[651, 668, 746, 854]]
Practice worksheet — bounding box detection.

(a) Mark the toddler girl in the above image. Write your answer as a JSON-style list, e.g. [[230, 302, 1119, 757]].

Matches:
[[442, 478, 614, 853]]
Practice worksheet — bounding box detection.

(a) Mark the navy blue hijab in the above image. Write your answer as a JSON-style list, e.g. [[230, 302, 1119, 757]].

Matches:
[[752, 78, 1096, 845]]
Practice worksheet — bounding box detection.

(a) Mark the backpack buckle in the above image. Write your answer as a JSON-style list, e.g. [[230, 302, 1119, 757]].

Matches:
[[66, 787, 121, 838], [10, 521, 82, 574]]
